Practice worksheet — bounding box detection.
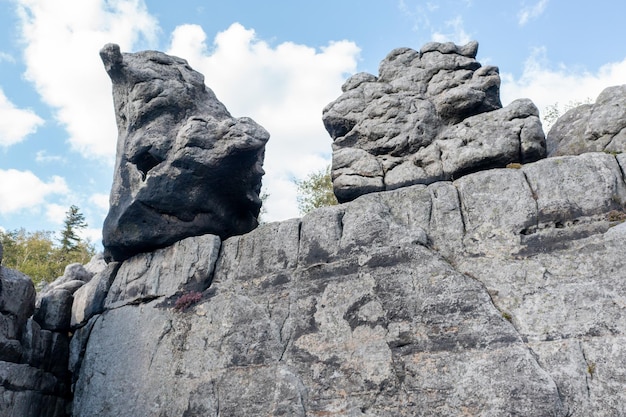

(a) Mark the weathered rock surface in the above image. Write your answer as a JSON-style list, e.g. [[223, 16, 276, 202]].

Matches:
[[547, 85, 626, 156], [72, 152, 626, 416], [100, 43, 269, 262], [0, 256, 71, 417], [323, 41, 545, 202]]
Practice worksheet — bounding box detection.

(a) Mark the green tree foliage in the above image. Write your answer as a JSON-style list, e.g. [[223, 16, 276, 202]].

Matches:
[[0, 206, 95, 288], [295, 165, 338, 215], [59, 204, 88, 252]]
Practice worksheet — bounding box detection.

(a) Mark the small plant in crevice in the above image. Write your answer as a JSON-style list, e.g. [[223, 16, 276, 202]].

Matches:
[[174, 290, 202, 312], [587, 362, 596, 378], [607, 209, 626, 223], [501, 312, 513, 322], [506, 162, 522, 169]]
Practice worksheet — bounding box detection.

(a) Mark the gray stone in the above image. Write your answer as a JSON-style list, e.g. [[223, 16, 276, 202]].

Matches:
[[100, 43, 269, 262], [547, 85, 626, 156], [323, 41, 545, 202], [69, 315, 98, 388], [0, 361, 69, 417], [83, 253, 106, 276], [105, 234, 221, 309], [33, 289, 73, 332], [38, 263, 94, 300], [71, 262, 120, 329], [0, 266, 35, 330], [71, 150, 626, 416], [20, 318, 70, 378]]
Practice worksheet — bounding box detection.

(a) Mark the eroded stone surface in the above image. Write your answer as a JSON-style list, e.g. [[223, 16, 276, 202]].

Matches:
[[323, 41, 545, 202], [105, 234, 221, 309], [0, 263, 71, 417], [72, 152, 626, 416], [547, 85, 626, 156], [100, 44, 269, 262]]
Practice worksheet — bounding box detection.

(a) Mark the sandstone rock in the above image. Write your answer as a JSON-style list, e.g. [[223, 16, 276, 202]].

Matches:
[[0, 361, 69, 417], [323, 41, 545, 202], [547, 85, 626, 156], [83, 253, 107, 276], [105, 234, 221, 309], [71, 262, 120, 329], [0, 266, 35, 333], [33, 290, 73, 332], [100, 44, 269, 262], [72, 151, 626, 417], [38, 263, 94, 301]]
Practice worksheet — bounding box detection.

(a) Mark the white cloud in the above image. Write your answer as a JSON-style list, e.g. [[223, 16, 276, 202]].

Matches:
[[45, 203, 68, 225], [79, 227, 103, 246], [16, 0, 159, 158], [431, 16, 472, 45], [0, 88, 44, 147], [167, 23, 360, 220], [35, 150, 66, 163], [501, 47, 626, 124], [518, 0, 549, 26], [0, 169, 68, 214], [89, 192, 110, 211]]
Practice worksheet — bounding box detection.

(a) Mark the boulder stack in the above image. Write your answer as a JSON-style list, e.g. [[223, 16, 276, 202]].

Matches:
[[323, 41, 545, 202]]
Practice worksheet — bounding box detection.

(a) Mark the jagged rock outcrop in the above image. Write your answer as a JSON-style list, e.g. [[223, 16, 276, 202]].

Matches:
[[0, 245, 73, 417], [71, 152, 626, 416], [100, 44, 269, 262], [322, 41, 545, 202], [6, 41, 624, 416], [547, 84, 626, 156]]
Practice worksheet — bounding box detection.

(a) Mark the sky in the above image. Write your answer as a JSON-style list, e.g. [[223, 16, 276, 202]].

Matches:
[[1, 0, 626, 249]]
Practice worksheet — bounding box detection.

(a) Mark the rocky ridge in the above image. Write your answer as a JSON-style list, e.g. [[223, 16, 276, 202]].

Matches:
[[2, 40, 626, 416], [69, 151, 626, 416]]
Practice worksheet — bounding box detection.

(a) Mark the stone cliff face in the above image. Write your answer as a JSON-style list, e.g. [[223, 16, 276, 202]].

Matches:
[[2, 41, 626, 416], [70, 154, 626, 416]]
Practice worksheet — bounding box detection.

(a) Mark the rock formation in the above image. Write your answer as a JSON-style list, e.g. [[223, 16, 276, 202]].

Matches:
[[322, 41, 545, 202], [547, 84, 626, 156], [0, 250, 104, 417], [100, 44, 269, 262], [4, 41, 626, 416], [70, 151, 626, 416]]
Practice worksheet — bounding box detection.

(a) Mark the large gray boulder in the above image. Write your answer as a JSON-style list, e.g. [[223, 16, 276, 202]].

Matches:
[[547, 84, 626, 156], [100, 44, 269, 262], [72, 152, 626, 416], [323, 41, 545, 202]]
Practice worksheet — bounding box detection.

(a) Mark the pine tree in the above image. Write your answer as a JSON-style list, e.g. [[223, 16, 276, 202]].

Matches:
[[59, 205, 88, 253]]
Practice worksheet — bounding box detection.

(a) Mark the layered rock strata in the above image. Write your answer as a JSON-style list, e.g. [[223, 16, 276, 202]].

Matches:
[[322, 41, 545, 202], [71, 152, 626, 416], [100, 44, 269, 262]]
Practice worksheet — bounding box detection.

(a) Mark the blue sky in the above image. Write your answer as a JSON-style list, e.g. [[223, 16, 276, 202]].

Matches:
[[1, 0, 626, 248]]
